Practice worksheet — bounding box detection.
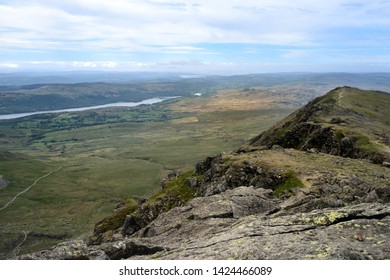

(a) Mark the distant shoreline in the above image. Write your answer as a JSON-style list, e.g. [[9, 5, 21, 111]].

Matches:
[[0, 96, 179, 120]]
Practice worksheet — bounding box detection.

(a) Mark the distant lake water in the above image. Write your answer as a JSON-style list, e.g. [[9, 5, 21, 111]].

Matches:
[[0, 97, 179, 120]]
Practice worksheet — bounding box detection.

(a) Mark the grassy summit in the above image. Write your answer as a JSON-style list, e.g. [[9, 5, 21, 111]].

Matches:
[[250, 87, 390, 164]]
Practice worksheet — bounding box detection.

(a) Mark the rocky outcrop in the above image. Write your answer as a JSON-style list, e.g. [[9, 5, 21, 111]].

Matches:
[[19, 203, 390, 260], [131, 203, 390, 260], [17, 240, 106, 260], [194, 155, 285, 196], [249, 87, 390, 164], [136, 186, 278, 240], [16, 238, 167, 260]]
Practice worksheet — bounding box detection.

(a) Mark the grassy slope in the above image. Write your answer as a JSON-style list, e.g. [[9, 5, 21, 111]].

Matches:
[[0, 89, 294, 258], [319, 87, 390, 159], [223, 148, 389, 193], [251, 87, 390, 162]]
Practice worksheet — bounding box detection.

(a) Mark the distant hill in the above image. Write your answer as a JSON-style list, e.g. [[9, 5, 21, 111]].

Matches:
[[18, 87, 390, 260], [1, 72, 390, 114], [0, 81, 212, 114], [0, 72, 184, 86]]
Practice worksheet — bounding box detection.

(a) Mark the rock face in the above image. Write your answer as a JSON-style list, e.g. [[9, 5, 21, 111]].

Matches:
[[17, 240, 105, 260], [17, 87, 390, 260], [133, 203, 390, 260]]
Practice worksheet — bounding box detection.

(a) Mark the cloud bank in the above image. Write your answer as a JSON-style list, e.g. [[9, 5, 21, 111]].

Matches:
[[1, 0, 389, 73]]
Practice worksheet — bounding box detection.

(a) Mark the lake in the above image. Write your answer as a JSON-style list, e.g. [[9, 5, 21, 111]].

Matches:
[[0, 97, 179, 120]]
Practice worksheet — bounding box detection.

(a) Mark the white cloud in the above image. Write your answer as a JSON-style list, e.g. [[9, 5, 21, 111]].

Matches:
[[0, 1, 389, 72], [161, 46, 220, 55], [0, 62, 19, 68], [71, 61, 97, 68], [101, 61, 118, 68], [1, 0, 388, 52], [282, 50, 310, 59], [2, 57, 390, 74]]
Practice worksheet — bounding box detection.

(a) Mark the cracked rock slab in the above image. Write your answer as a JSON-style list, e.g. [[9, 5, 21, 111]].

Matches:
[[135, 186, 278, 242], [129, 203, 390, 260]]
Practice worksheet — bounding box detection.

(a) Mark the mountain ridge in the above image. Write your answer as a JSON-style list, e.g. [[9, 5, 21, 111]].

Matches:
[[249, 86, 390, 164]]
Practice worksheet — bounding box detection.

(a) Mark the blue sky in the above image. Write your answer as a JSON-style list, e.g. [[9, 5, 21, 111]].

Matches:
[[0, 0, 390, 74]]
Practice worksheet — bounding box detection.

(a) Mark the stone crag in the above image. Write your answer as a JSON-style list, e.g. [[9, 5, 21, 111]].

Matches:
[[250, 87, 390, 164]]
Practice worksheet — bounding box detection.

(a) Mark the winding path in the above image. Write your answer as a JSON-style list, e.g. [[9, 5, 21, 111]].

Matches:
[[338, 88, 345, 106], [0, 166, 62, 212], [11, 231, 29, 258]]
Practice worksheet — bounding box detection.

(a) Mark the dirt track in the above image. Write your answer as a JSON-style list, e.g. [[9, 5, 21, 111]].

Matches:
[[0, 166, 62, 212]]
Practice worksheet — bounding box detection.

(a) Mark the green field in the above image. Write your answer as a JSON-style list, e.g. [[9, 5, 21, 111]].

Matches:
[[0, 91, 294, 258]]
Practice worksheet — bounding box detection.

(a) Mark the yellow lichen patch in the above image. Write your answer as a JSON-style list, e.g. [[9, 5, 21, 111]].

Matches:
[[312, 216, 329, 225], [314, 245, 331, 259], [316, 252, 330, 259], [307, 212, 346, 226], [324, 212, 346, 223]]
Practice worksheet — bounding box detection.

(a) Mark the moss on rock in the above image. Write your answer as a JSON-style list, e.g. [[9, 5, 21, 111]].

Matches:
[[147, 169, 199, 212], [273, 171, 304, 197], [95, 197, 139, 233]]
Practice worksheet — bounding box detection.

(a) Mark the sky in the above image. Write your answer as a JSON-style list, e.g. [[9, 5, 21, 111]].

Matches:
[[0, 0, 390, 74]]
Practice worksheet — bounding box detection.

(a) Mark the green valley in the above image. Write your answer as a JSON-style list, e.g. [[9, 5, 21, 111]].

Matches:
[[0, 86, 295, 258]]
